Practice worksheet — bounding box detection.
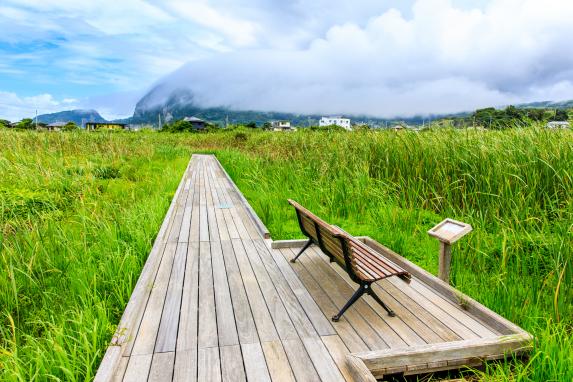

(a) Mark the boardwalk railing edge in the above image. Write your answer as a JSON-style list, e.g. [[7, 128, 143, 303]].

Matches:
[[94, 158, 194, 382], [212, 154, 271, 239]]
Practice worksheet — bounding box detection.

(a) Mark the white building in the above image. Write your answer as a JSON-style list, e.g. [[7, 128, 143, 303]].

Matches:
[[319, 116, 352, 130], [271, 120, 294, 131], [546, 121, 570, 129]]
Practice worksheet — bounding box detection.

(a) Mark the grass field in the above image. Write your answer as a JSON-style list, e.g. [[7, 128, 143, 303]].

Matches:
[[1, 128, 571, 381]]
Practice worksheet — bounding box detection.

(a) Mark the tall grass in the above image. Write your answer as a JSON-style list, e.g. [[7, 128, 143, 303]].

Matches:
[[1, 127, 571, 381], [217, 127, 572, 381], [0, 131, 192, 381]]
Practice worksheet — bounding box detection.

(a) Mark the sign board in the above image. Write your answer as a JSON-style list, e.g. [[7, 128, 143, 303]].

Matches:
[[428, 218, 472, 245]]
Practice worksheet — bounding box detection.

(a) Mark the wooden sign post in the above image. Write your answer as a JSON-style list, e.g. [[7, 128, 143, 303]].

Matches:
[[428, 218, 472, 284]]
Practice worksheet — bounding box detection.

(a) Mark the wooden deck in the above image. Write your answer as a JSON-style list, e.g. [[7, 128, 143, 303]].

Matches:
[[95, 154, 532, 382]]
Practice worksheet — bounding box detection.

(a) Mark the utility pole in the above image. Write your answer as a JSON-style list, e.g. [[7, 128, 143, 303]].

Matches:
[[158, 114, 162, 130], [35, 109, 38, 129]]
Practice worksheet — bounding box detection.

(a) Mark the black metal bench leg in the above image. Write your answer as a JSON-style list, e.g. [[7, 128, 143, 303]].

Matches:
[[332, 284, 366, 322], [290, 239, 313, 263], [367, 285, 396, 317]]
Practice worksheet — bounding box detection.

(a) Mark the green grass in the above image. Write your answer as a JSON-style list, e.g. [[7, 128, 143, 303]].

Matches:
[[0, 131, 193, 381], [216, 127, 572, 381], [1, 127, 571, 381]]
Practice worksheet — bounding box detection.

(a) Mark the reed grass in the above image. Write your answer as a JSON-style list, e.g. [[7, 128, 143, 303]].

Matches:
[[1, 127, 571, 381], [217, 127, 572, 381]]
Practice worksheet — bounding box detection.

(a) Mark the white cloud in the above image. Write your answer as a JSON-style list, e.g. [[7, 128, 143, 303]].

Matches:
[[1, 0, 572, 118], [0, 91, 79, 121], [166, 1, 259, 46], [146, 0, 573, 117]]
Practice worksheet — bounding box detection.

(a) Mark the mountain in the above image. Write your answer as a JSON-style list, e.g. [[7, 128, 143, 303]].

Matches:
[[516, 99, 573, 109], [131, 86, 442, 126], [131, 86, 319, 126], [35, 109, 107, 125]]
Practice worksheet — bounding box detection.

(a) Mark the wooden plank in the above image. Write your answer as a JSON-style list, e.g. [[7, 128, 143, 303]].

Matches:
[[167, 170, 190, 243], [282, 338, 321, 382], [242, 239, 298, 341], [385, 277, 483, 340], [155, 242, 187, 352], [177, 242, 199, 351], [220, 240, 259, 344], [179, 205, 192, 243], [302, 337, 346, 382], [148, 352, 175, 382], [220, 345, 247, 382], [179, 170, 195, 243], [227, 199, 251, 239], [362, 238, 526, 336], [278, 249, 368, 353], [231, 239, 279, 342], [345, 355, 377, 382], [406, 278, 498, 338], [264, 243, 336, 337], [296, 248, 395, 350], [198, 241, 218, 349], [122, 354, 152, 382], [252, 240, 321, 340], [208, 166, 231, 241], [215, 173, 251, 240], [234, 201, 262, 239], [167, 204, 185, 243], [131, 242, 178, 355], [160, 159, 192, 244], [211, 241, 239, 347], [354, 333, 532, 377], [111, 356, 128, 382], [199, 163, 210, 242], [271, 239, 312, 249], [261, 341, 296, 382], [204, 162, 220, 242], [210, 162, 239, 240], [213, 155, 270, 239], [241, 343, 272, 382], [321, 335, 355, 382], [189, 165, 201, 242], [173, 348, 197, 382], [210, 157, 260, 240], [310, 247, 442, 346], [198, 347, 222, 382], [96, 346, 122, 382], [223, 209, 240, 239]]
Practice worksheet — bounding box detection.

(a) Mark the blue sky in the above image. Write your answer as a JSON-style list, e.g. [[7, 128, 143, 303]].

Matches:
[[1, 0, 572, 121]]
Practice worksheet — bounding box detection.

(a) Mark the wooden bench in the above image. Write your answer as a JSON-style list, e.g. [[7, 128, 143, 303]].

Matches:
[[288, 199, 411, 321]]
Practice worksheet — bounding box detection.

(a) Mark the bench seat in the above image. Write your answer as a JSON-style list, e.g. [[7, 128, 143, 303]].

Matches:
[[288, 199, 411, 321]]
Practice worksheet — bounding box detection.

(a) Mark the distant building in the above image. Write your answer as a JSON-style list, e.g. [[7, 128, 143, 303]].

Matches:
[[85, 122, 127, 131], [319, 116, 352, 130], [546, 121, 570, 129], [271, 120, 295, 131], [183, 116, 207, 130], [45, 121, 67, 131]]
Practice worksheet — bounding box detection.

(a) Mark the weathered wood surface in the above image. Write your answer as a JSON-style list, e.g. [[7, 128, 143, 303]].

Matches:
[[96, 154, 531, 382]]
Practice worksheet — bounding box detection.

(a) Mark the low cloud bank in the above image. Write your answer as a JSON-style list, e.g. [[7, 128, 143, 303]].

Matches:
[[146, 0, 573, 118]]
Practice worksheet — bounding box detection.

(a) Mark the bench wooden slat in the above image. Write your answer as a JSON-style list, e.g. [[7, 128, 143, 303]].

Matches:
[[288, 199, 410, 284]]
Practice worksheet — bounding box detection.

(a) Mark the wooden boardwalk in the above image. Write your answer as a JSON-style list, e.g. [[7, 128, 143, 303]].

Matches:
[[96, 155, 531, 381]]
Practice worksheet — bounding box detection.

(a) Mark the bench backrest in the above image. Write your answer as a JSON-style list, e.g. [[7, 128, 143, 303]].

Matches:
[[288, 199, 374, 283], [288, 199, 349, 267], [288, 199, 411, 284]]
